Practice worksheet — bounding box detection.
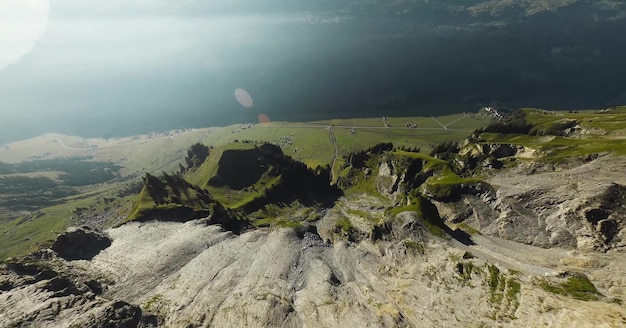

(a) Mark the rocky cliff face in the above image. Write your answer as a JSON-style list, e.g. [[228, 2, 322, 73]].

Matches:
[[370, 135, 626, 253], [0, 249, 159, 328], [3, 216, 626, 328], [433, 155, 626, 252]]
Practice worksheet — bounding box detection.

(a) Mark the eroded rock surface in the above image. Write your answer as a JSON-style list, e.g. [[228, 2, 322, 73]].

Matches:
[[0, 250, 159, 328], [2, 217, 625, 328], [436, 155, 626, 251], [3, 152, 626, 327]]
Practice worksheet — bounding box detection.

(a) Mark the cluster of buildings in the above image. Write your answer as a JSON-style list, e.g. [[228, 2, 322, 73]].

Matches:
[[480, 107, 505, 120], [273, 134, 295, 147]]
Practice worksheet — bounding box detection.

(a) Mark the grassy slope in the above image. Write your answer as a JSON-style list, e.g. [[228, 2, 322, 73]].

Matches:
[[388, 150, 481, 199], [221, 113, 490, 169], [184, 143, 253, 189], [0, 185, 136, 259], [127, 187, 155, 219], [182, 143, 283, 209], [184, 113, 490, 206], [340, 149, 480, 203], [126, 182, 216, 223], [227, 125, 335, 169], [480, 108, 626, 160], [0, 207, 66, 259], [0, 113, 489, 260], [524, 106, 626, 135]]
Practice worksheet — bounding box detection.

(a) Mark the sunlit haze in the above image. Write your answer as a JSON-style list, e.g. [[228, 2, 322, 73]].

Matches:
[[0, 0, 49, 71], [0, 0, 625, 144]]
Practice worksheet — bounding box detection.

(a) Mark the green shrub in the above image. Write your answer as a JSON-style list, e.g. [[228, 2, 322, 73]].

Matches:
[[336, 217, 353, 233], [462, 251, 475, 259], [537, 273, 601, 301], [404, 240, 425, 254]]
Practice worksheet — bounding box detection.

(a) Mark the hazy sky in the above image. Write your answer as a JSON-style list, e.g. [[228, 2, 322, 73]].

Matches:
[[0, 0, 360, 142], [0, 0, 625, 144], [0, 0, 49, 71]]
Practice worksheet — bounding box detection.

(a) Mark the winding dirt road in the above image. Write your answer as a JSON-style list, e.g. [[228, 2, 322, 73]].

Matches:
[[53, 138, 93, 151]]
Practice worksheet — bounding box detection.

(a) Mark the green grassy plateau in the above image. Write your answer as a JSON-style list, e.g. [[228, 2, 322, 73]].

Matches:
[[477, 107, 626, 160]]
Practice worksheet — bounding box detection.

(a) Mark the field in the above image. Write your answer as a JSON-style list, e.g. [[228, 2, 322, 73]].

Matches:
[[227, 113, 490, 173]]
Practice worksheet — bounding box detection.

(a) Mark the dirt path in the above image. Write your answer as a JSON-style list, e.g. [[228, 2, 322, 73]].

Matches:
[[449, 235, 562, 277], [431, 116, 447, 129], [443, 115, 467, 128], [54, 138, 93, 151]]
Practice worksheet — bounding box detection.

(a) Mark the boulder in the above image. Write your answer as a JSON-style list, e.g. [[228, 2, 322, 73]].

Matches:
[[52, 226, 112, 260]]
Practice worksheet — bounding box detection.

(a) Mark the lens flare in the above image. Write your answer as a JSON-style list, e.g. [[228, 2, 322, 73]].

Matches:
[[258, 113, 270, 124], [235, 88, 253, 108]]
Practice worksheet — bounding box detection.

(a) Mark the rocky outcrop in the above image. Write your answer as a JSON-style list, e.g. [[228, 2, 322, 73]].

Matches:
[[456, 141, 535, 172], [372, 211, 429, 243], [0, 220, 514, 327], [458, 142, 523, 159], [435, 156, 626, 251], [376, 153, 438, 203], [376, 151, 490, 205], [377, 160, 411, 204], [3, 217, 625, 327], [0, 250, 160, 327], [581, 183, 626, 248], [51, 226, 112, 260], [82, 301, 160, 328]]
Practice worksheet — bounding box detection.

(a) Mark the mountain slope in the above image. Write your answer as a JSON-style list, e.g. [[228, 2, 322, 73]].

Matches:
[[2, 108, 626, 327], [430, 108, 626, 251], [2, 214, 625, 327]]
